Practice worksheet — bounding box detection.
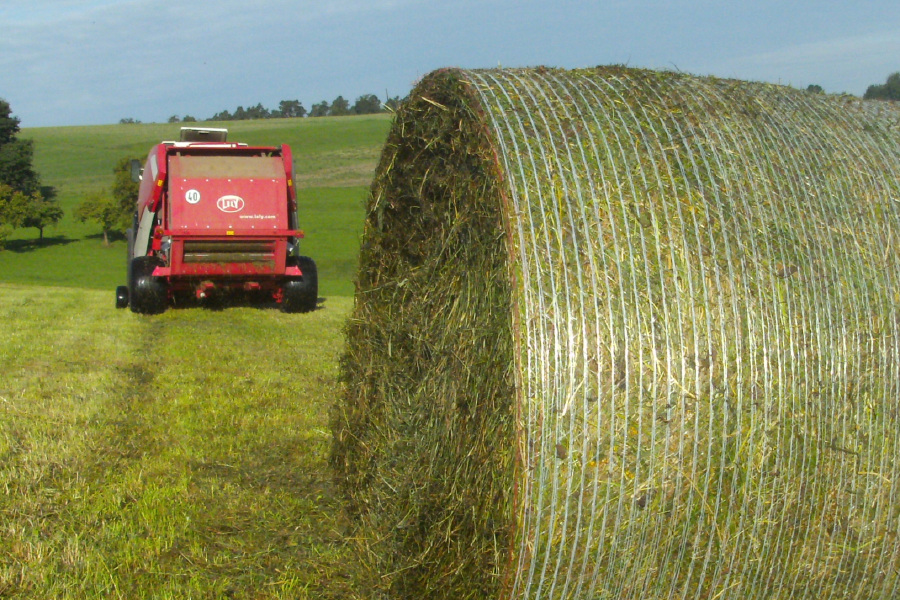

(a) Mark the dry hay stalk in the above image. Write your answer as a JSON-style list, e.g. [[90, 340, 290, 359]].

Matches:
[[332, 66, 900, 599]]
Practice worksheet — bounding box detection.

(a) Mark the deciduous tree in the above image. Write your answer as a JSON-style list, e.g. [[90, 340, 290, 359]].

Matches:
[[0, 99, 19, 145], [0, 97, 61, 244], [0, 183, 29, 248], [22, 191, 64, 242], [309, 101, 329, 117], [352, 94, 383, 115], [74, 189, 120, 246], [0, 99, 41, 195], [74, 157, 140, 246], [278, 100, 307, 118], [209, 109, 233, 121], [112, 156, 141, 224], [0, 136, 40, 194], [245, 103, 270, 119], [329, 96, 351, 116], [864, 73, 900, 101]]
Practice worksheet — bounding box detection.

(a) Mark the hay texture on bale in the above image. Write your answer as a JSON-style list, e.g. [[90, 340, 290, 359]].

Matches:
[[333, 66, 900, 600]]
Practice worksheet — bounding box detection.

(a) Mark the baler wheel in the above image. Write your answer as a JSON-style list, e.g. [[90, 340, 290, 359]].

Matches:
[[282, 256, 318, 313], [115, 286, 129, 308], [126, 225, 134, 283], [130, 256, 168, 315]]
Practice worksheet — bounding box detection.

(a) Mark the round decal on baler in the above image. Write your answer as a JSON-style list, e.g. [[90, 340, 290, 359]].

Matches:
[[185, 189, 201, 204], [217, 195, 245, 213]]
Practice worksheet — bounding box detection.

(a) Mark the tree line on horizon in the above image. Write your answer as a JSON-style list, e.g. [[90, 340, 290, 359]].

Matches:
[[122, 93, 404, 125], [864, 72, 900, 101], [116, 72, 900, 127]]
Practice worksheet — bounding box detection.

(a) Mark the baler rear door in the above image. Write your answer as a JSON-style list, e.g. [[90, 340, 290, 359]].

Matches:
[[168, 154, 289, 232]]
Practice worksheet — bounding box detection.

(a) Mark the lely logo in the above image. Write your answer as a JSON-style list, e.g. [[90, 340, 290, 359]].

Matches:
[[217, 195, 245, 213]]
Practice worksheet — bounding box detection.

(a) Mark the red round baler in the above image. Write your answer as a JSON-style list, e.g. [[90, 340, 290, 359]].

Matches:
[[116, 128, 317, 314]]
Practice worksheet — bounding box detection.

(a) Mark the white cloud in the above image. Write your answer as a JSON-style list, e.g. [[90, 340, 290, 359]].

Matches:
[[4, 0, 899, 126], [0, 0, 130, 24], [704, 29, 900, 94], [0, 0, 429, 126]]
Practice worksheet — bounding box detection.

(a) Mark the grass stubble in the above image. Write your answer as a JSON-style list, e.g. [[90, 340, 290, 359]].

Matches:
[[0, 284, 354, 598]]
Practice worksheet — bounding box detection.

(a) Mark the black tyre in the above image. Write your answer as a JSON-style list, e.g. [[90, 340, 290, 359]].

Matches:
[[282, 256, 318, 313], [130, 256, 168, 315], [125, 225, 134, 288], [115, 285, 129, 309]]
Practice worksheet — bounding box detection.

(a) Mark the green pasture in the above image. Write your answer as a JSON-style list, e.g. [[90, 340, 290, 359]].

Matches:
[[3, 114, 391, 296], [0, 186, 367, 297]]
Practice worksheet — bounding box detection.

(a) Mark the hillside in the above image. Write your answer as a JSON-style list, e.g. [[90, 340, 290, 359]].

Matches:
[[2, 114, 392, 297]]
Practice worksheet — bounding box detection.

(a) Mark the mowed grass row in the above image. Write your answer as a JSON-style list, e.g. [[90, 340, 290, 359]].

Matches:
[[0, 284, 354, 598]]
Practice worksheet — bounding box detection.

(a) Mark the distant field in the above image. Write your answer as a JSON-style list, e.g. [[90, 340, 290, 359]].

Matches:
[[3, 114, 392, 296]]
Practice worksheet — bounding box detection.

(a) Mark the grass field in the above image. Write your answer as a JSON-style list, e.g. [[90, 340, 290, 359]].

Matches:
[[3, 114, 392, 296], [0, 185, 367, 297], [1, 285, 354, 598], [0, 115, 391, 597]]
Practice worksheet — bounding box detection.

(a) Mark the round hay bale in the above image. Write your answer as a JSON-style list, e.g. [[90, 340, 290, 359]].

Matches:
[[332, 66, 900, 599]]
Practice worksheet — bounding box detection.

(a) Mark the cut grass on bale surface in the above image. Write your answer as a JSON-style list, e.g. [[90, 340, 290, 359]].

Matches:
[[334, 67, 900, 600], [0, 284, 353, 599]]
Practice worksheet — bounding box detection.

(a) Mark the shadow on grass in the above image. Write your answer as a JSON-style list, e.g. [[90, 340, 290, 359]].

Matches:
[[182, 425, 352, 598], [84, 231, 127, 243], [100, 347, 351, 598], [4, 236, 80, 253], [187, 441, 335, 507], [167, 293, 328, 313]]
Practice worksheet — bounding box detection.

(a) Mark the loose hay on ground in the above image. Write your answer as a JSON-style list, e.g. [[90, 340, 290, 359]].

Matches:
[[333, 66, 900, 600]]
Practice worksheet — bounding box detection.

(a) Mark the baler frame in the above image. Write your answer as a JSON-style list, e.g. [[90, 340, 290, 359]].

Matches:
[[116, 128, 317, 314]]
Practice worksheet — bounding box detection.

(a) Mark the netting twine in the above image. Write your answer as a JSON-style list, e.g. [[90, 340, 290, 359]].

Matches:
[[334, 66, 900, 600]]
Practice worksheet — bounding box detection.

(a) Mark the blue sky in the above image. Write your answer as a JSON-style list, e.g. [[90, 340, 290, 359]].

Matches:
[[2, 0, 899, 128]]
